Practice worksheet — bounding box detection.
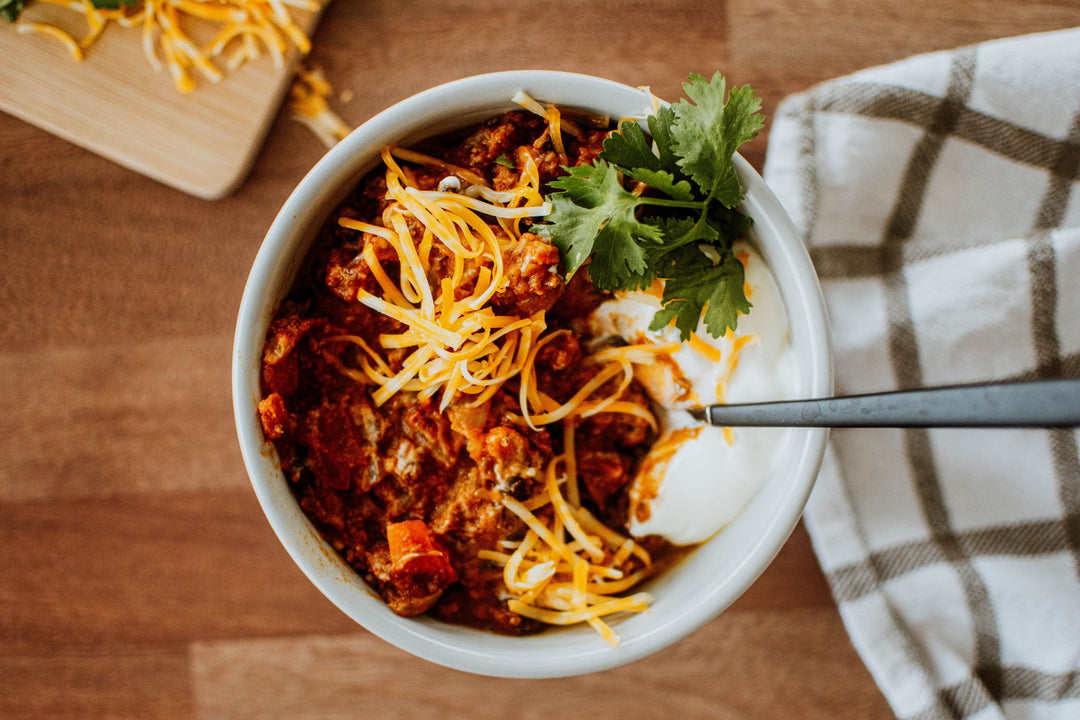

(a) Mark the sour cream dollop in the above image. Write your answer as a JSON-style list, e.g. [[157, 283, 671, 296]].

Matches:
[[588, 240, 799, 545]]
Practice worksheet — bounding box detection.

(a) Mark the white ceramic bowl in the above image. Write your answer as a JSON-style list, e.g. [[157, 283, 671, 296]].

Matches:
[[233, 70, 833, 678]]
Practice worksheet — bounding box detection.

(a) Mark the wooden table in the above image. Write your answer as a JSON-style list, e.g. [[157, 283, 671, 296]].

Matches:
[[3, 2, 1078, 718]]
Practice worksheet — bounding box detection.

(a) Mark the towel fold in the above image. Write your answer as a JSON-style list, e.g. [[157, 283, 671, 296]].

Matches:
[[763, 27, 1080, 720]]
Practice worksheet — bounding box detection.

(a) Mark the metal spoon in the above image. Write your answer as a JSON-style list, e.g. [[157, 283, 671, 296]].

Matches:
[[687, 378, 1080, 429]]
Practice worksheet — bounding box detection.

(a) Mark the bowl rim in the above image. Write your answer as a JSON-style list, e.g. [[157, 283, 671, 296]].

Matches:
[[232, 69, 834, 678]]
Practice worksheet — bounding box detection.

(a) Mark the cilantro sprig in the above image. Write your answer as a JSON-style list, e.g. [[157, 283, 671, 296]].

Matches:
[[2, 0, 136, 22], [90, 0, 140, 8], [541, 72, 764, 340], [0, 0, 25, 22]]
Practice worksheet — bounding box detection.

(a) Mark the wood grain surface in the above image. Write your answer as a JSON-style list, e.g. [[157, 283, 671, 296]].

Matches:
[[3, 2, 1079, 718]]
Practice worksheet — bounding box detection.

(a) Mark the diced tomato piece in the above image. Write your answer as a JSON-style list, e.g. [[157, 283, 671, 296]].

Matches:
[[386, 520, 457, 582]]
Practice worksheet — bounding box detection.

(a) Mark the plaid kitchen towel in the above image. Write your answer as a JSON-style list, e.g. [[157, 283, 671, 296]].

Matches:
[[762, 28, 1080, 720]]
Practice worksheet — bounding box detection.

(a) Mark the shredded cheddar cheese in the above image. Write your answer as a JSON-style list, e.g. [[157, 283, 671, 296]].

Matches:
[[287, 64, 351, 148], [512, 90, 587, 169], [687, 331, 723, 363], [333, 144, 663, 444], [15, 0, 321, 93], [333, 146, 553, 413], [15, 21, 83, 59], [493, 442, 654, 647]]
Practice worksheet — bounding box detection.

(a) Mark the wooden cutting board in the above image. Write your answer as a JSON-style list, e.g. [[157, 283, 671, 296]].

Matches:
[[0, 3, 323, 200]]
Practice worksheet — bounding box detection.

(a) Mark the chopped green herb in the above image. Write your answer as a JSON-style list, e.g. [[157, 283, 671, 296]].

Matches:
[[650, 245, 751, 340], [1, 0, 137, 23], [0, 0, 25, 23], [541, 72, 764, 340], [494, 153, 516, 169]]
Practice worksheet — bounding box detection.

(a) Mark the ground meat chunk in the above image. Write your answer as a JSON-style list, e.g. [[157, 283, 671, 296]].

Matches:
[[577, 450, 630, 508], [429, 467, 520, 551], [324, 247, 379, 301], [491, 232, 564, 316], [576, 386, 655, 450], [386, 436, 422, 483], [299, 388, 378, 491], [298, 483, 347, 531], [534, 332, 582, 373], [399, 398, 462, 467], [367, 541, 450, 617], [574, 129, 609, 166], [440, 111, 545, 174], [426, 244, 482, 301], [433, 580, 537, 635], [548, 268, 607, 321], [492, 162, 518, 191], [257, 393, 289, 440], [261, 311, 317, 397], [446, 402, 491, 463], [455, 121, 519, 169], [347, 395, 386, 444], [516, 145, 564, 184], [481, 426, 544, 494]]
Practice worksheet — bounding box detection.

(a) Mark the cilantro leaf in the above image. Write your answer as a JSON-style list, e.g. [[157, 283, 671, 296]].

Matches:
[[1, 0, 136, 23], [546, 160, 662, 288], [587, 216, 657, 291], [600, 119, 660, 172], [542, 194, 601, 273], [670, 72, 764, 208], [0, 0, 25, 22], [600, 120, 695, 201], [647, 105, 683, 175], [623, 167, 696, 203], [494, 153, 515, 169], [645, 215, 719, 259], [649, 248, 751, 340]]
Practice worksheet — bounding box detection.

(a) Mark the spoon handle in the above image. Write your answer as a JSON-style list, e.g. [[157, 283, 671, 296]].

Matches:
[[689, 378, 1080, 429]]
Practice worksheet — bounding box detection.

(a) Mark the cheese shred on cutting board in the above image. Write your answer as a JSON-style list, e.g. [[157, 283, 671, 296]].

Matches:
[[288, 63, 351, 148], [13, 0, 321, 93]]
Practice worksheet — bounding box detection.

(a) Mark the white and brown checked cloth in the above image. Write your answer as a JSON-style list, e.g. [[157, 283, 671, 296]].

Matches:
[[762, 28, 1080, 720]]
